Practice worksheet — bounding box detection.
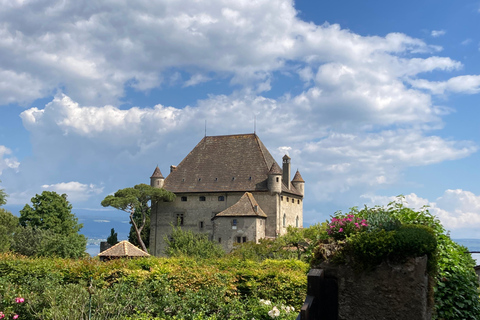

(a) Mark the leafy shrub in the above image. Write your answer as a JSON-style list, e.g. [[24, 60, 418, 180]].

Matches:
[[363, 209, 401, 232], [391, 225, 436, 266], [343, 229, 396, 269], [165, 226, 224, 259]]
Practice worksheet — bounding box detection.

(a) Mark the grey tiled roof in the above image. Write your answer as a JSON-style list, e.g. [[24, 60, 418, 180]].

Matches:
[[214, 192, 267, 218], [162, 133, 303, 196], [163, 134, 277, 193]]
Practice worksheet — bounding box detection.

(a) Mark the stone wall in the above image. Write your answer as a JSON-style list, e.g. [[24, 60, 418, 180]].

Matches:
[[317, 256, 432, 320]]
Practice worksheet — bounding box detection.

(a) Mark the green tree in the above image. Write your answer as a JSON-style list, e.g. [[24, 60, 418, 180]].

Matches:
[[101, 184, 175, 252], [0, 179, 7, 206], [107, 228, 118, 246], [0, 208, 19, 252], [19, 191, 83, 235], [18, 191, 86, 257]]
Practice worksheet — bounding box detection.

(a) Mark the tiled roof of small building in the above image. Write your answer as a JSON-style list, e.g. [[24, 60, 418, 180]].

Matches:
[[151, 166, 164, 178], [292, 170, 305, 182], [214, 192, 267, 218], [98, 240, 150, 257]]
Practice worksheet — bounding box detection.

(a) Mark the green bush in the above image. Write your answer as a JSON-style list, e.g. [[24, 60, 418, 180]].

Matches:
[[343, 229, 396, 270], [391, 224, 436, 266], [164, 226, 224, 259], [363, 209, 401, 232]]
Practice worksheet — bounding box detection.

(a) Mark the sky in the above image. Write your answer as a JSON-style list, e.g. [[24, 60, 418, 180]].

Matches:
[[1, 0, 480, 240]]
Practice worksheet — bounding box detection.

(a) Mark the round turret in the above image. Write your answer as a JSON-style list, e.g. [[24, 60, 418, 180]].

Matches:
[[292, 170, 305, 196], [150, 166, 165, 188], [268, 162, 282, 194]]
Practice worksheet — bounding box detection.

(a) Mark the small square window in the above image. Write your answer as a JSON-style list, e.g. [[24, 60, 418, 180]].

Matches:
[[218, 196, 225, 201], [199, 196, 206, 201], [181, 196, 187, 202]]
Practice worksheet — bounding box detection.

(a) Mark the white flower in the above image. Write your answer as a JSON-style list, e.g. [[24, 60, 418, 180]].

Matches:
[[268, 306, 280, 318], [260, 299, 272, 305]]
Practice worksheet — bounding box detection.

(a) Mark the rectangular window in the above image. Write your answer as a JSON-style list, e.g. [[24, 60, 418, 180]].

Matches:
[[176, 213, 184, 226], [200, 221, 204, 229], [232, 218, 237, 229], [242, 236, 247, 243], [181, 196, 187, 202], [218, 238, 221, 243], [236, 236, 241, 243], [218, 196, 225, 201], [199, 196, 206, 201]]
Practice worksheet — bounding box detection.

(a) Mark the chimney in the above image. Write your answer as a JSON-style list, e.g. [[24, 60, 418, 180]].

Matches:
[[282, 155, 291, 189]]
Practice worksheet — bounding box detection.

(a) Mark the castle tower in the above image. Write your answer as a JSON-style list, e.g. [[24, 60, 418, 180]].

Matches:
[[268, 162, 282, 194], [282, 154, 291, 189], [150, 166, 164, 188], [292, 170, 305, 196]]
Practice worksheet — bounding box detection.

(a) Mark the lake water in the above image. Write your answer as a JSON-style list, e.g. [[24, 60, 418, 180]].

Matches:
[[86, 238, 480, 265]]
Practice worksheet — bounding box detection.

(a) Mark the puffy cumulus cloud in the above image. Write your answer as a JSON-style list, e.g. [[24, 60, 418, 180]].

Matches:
[[0, 0, 469, 106], [410, 75, 480, 95], [0, 145, 20, 175], [18, 92, 476, 206], [302, 131, 476, 201], [361, 191, 480, 238], [41, 181, 104, 203]]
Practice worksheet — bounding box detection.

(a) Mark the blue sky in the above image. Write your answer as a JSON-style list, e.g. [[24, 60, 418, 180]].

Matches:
[[1, 0, 480, 240]]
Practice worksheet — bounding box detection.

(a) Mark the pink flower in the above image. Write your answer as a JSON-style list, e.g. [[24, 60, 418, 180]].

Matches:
[[339, 228, 343, 232], [13, 315, 18, 320], [0, 312, 5, 319], [15, 297, 24, 303]]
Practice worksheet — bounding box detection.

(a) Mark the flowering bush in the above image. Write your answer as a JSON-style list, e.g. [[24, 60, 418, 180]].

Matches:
[[0, 295, 25, 320], [256, 299, 296, 319], [326, 214, 368, 240]]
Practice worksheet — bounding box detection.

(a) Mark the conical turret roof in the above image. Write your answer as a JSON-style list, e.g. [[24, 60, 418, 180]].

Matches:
[[151, 166, 164, 178], [268, 162, 282, 175], [292, 170, 304, 182]]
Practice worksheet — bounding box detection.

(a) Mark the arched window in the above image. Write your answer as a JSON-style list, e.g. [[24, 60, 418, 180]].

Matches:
[[283, 214, 286, 227]]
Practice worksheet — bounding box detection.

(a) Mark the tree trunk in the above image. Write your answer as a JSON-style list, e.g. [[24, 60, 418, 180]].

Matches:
[[130, 213, 147, 252]]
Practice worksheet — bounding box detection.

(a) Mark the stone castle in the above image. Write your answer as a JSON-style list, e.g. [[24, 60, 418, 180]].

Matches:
[[149, 133, 305, 255]]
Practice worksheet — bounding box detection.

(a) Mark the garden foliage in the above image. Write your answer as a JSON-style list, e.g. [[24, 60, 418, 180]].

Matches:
[[0, 254, 308, 320], [313, 198, 480, 320]]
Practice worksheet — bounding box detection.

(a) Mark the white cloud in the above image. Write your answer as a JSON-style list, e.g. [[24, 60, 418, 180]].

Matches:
[[0, 0, 466, 107], [431, 30, 446, 37], [461, 39, 472, 45], [410, 75, 480, 95], [41, 181, 104, 202], [0, 146, 20, 175], [93, 220, 110, 223]]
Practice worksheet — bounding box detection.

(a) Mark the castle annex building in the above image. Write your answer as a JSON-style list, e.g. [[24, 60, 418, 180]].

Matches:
[[149, 133, 305, 255]]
